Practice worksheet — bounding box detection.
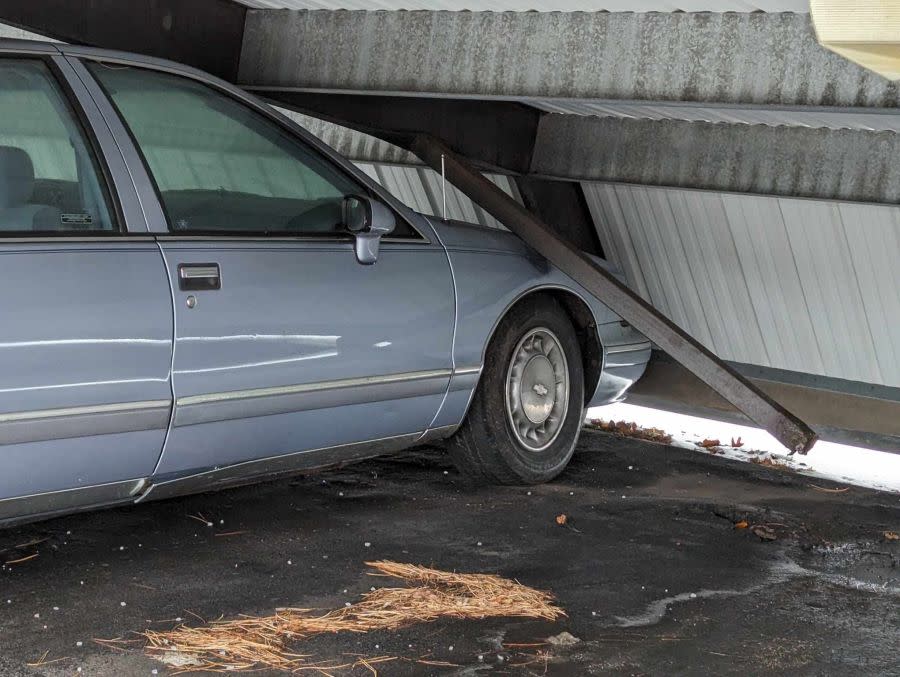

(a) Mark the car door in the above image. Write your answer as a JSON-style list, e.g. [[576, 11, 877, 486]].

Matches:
[[82, 59, 455, 478], [0, 52, 173, 520]]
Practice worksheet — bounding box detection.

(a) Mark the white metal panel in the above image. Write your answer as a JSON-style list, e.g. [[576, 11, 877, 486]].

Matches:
[[353, 162, 518, 229], [583, 182, 900, 387], [238, 1, 807, 11]]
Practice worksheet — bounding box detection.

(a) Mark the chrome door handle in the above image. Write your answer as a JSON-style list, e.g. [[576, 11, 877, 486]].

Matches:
[[178, 263, 220, 291]]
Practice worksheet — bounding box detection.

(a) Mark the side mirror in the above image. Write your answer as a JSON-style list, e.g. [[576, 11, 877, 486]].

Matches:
[[342, 195, 396, 265]]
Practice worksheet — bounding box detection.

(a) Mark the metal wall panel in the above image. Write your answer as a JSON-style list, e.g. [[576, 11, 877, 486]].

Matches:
[[354, 162, 517, 230], [584, 182, 900, 387]]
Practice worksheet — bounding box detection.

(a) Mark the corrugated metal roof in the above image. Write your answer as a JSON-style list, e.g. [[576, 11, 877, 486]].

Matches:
[[527, 98, 900, 133], [583, 182, 900, 387], [354, 162, 517, 229], [241, 11, 899, 109], [237, 1, 807, 11]]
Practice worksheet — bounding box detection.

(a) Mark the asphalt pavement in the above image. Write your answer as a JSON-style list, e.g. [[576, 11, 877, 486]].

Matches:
[[1, 429, 898, 676]]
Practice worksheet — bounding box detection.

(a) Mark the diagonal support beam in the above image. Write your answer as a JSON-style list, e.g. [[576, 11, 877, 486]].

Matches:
[[410, 135, 818, 454]]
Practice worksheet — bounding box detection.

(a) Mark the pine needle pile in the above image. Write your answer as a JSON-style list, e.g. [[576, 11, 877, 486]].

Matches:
[[140, 560, 565, 673]]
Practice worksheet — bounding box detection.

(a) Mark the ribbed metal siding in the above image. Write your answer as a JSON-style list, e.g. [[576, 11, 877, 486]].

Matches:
[[355, 162, 517, 230], [584, 183, 900, 387], [527, 99, 900, 133]]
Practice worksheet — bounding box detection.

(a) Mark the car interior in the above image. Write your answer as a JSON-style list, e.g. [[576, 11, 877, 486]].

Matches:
[[0, 60, 113, 233]]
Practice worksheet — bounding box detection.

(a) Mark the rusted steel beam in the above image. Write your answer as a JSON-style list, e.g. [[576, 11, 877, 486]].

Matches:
[[411, 134, 818, 454]]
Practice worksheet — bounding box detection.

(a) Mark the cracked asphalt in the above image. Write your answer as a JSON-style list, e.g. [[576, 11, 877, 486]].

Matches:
[[1, 430, 898, 676]]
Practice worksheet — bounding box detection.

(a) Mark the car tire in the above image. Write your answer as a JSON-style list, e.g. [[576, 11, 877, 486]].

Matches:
[[448, 295, 585, 484]]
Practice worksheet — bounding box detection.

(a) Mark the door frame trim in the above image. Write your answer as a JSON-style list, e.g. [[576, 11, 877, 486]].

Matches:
[[0, 478, 146, 526], [138, 432, 423, 503], [0, 400, 171, 446], [174, 370, 454, 427]]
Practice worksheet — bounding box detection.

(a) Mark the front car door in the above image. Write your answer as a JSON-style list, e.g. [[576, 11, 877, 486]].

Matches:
[[79, 57, 455, 481], [0, 49, 173, 522]]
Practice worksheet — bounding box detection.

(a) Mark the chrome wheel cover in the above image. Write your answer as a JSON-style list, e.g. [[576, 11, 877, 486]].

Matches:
[[505, 327, 570, 451]]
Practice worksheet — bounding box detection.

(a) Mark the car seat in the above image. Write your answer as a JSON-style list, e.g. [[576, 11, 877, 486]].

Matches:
[[0, 146, 62, 231]]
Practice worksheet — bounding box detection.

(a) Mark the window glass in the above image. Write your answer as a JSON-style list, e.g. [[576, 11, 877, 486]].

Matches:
[[89, 63, 414, 237], [0, 59, 115, 233]]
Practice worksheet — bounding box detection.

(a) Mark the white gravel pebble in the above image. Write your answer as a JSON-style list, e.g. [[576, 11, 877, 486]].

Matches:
[[33, 613, 39, 619], [120, 601, 127, 607], [53, 606, 59, 611], [364, 542, 371, 547], [287, 560, 292, 565], [76, 641, 83, 647]]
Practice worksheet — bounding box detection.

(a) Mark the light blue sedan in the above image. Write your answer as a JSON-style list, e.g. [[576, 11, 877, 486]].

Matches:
[[0, 40, 650, 527]]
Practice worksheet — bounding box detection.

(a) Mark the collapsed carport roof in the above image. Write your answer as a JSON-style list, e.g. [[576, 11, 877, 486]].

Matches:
[[0, 1, 897, 452]]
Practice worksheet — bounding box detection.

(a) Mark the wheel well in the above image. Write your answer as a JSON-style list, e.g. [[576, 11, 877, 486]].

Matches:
[[500, 289, 603, 403]]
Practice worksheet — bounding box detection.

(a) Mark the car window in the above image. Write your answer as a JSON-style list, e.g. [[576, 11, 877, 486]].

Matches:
[[0, 59, 115, 234], [88, 63, 416, 238]]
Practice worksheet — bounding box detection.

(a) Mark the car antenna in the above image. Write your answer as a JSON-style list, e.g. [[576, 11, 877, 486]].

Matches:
[[441, 153, 447, 221]]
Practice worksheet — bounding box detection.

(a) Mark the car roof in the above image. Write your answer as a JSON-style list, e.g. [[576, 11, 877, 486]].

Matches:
[[0, 38, 214, 83]]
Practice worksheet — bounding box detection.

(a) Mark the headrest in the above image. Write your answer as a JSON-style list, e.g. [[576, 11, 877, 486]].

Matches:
[[0, 146, 34, 208]]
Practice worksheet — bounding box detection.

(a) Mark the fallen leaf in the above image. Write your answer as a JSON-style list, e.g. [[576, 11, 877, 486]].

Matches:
[[735, 520, 749, 529], [697, 439, 721, 449], [545, 631, 580, 647], [555, 514, 568, 526], [731, 437, 744, 448], [884, 531, 899, 541], [585, 419, 673, 444], [751, 525, 777, 541]]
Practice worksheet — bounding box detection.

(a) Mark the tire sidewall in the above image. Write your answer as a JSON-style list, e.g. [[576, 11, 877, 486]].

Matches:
[[478, 298, 585, 483]]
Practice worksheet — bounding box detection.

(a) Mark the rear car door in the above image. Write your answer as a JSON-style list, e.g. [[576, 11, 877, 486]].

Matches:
[[0, 51, 173, 521], [82, 59, 455, 479]]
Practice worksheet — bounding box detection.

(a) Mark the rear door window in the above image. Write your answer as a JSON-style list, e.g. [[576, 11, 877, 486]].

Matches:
[[0, 59, 115, 233]]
